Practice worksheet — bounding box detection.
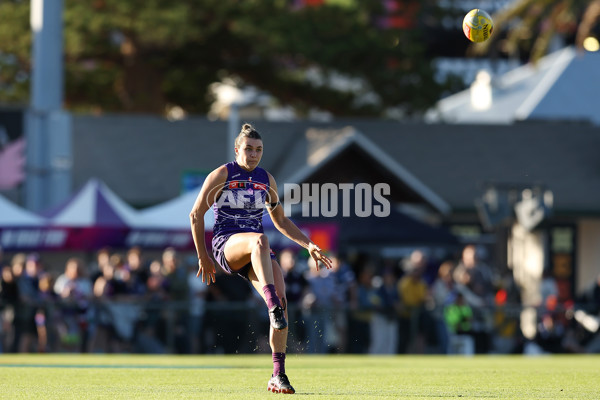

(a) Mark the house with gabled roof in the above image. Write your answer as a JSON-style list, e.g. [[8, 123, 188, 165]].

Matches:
[[280, 126, 451, 215], [426, 46, 600, 126]]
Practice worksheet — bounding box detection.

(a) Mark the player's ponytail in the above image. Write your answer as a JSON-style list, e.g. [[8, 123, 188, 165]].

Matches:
[[235, 123, 262, 148]]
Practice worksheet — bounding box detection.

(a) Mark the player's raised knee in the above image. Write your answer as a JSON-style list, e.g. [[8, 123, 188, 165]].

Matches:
[[254, 233, 270, 251]]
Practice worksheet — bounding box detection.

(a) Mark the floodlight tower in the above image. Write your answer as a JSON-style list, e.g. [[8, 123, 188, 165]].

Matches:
[[25, 0, 72, 211]]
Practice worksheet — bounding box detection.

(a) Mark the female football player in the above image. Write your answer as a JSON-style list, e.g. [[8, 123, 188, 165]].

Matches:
[[190, 123, 332, 394]]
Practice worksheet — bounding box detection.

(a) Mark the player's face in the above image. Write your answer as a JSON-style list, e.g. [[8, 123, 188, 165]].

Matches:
[[235, 137, 263, 171]]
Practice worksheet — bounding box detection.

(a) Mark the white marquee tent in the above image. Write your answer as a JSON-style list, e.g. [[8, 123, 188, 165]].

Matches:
[[44, 178, 142, 228], [0, 194, 46, 226], [0, 194, 61, 251], [137, 187, 214, 230]]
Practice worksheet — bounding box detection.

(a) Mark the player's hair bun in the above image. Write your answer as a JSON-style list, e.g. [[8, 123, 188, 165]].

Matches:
[[235, 123, 262, 148]]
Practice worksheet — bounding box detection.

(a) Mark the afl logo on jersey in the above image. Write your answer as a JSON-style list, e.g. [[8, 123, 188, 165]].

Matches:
[[209, 180, 274, 221]]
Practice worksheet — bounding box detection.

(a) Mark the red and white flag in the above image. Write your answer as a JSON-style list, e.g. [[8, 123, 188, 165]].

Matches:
[[0, 137, 26, 190]]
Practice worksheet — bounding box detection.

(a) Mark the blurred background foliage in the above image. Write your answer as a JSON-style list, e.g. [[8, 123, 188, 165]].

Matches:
[[0, 0, 448, 117], [473, 0, 600, 62], [0, 0, 598, 117]]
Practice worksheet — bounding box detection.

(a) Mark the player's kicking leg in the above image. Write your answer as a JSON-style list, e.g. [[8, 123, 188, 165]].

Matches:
[[249, 259, 295, 394], [224, 233, 287, 330]]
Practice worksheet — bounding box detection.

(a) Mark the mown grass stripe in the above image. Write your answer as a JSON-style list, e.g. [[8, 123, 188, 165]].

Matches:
[[0, 364, 232, 369]]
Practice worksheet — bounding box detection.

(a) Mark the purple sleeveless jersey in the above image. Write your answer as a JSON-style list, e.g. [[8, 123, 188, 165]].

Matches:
[[212, 161, 270, 239]]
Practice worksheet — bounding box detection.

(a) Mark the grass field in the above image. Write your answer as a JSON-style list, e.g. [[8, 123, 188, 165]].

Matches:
[[0, 354, 599, 399]]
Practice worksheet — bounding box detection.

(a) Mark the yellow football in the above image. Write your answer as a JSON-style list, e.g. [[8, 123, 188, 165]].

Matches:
[[462, 9, 494, 43]]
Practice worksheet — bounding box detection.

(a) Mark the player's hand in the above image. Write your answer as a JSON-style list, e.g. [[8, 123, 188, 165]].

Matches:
[[197, 256, 216, 285], [308, 243, 333, 270]]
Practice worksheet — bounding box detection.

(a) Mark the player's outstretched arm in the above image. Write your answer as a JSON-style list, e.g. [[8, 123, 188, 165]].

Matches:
[[266, 174, 332, 270], [189, 166, 227, 284]]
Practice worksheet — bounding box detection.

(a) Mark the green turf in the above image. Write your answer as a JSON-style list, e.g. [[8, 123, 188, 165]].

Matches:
[[0, 354, 598, 399]]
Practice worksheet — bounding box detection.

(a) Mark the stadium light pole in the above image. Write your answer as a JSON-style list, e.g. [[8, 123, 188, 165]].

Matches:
[[26, 0, 72, 212]]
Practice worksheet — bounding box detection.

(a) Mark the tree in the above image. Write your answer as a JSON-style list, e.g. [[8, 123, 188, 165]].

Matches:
[[0, 2, 31, 104], [0, 0, 445, 117], [472, 0, 600, 62]]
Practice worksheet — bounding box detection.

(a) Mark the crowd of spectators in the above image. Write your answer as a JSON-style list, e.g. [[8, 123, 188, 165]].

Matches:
[[0, 244, 599, 355]]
